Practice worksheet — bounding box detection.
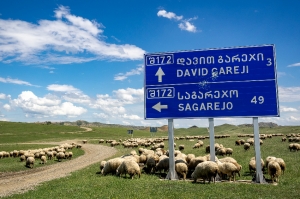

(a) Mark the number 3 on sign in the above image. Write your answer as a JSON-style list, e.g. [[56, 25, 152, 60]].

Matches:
[[251, 96, 264, 104]]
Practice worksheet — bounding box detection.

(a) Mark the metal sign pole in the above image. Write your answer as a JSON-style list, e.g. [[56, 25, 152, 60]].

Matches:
[[209, 118, 216, 161], [166, 119, 178, 180], [253, 117, 264, 183]]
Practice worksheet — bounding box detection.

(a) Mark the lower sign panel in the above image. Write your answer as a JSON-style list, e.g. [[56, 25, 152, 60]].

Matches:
[[145, 80, 279, 119]]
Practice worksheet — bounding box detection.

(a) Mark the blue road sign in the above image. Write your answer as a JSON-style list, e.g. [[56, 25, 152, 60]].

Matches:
[[144, 45, 279, 119]]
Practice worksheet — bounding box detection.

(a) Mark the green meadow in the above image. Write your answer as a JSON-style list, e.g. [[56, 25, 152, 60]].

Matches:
[[1, 121, 300, 199]]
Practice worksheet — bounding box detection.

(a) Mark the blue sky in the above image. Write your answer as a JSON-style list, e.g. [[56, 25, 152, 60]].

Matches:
[[0, 0, 300, 128]]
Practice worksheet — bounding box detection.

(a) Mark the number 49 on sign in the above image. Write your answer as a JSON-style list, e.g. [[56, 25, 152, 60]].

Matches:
[[251, 96, 264, 104]]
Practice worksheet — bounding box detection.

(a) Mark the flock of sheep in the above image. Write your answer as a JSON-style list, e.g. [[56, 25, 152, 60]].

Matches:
[[1, 131, 298, 184], [0, 142, 79, 168], [98, 132, 294, 184]]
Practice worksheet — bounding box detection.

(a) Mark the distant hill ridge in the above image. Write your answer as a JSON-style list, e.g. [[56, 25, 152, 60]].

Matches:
[[37, 120, 278, 130]]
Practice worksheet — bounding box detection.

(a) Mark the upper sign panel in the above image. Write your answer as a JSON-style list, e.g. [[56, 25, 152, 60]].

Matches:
[[144, 45, 279, 119]]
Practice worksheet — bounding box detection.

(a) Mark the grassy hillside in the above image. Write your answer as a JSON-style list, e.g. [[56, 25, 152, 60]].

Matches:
[[1, 121, 300, 199]]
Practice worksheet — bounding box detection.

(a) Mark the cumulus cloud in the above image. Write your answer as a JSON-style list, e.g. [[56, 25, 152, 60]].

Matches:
[[157, 10, 183, 20], [278, 86, 300, 102], [0, 77, 37, 86], [3, 104, 11, 111], [178, 21, 197, 33], [157, 9, 198, 33], [0, 5, 145, 65], [10, 91, 86, 117], [114, 65, 144, 81], [0, 93, 6, 99], [90, 88, 143, 119]]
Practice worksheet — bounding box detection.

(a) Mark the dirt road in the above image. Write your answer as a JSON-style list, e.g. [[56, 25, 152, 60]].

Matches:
[[0, 142, 117, 198]]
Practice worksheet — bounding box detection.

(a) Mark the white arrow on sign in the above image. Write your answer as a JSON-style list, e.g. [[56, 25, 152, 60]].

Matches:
[[152, 102, 168, 112], [155, 67, 165, 82]]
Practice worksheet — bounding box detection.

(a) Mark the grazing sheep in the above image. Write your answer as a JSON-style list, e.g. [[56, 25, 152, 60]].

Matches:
[[116, 159, 141, 179], [249, 157, 265, 173], [145, 156, 157, 174], [281, 137, 286, 142], [191, 161, 219, 184], [186, 154, 196, 164], [235, 140, 241, 146], [289, 143, 300, 151], [20, 155, 26, 162], [175, 162, 188, 180], [178, 145, 185, 151], [268, 160, 281, 183], [101, 157, 125, 176], [274, 158, 286, 175], [188, 156, 207, 171], [56, 152, 65, 162], [225, 148, 233, 156], [100, 161, 107, 171], [216, 159, 240, 181], [40, 155, 47, 164], [193, 143, 201, 149], [76, 144, 82, 149], [26, 157, 35, 168], [68, 152, 73, 160], [216, 148, 226, 156], [82, 140, 87, 144], [244, 143, 251, 151], [155, 157, 169, 174], [99, 139, 104, 143], [46, 151, 54, 160], [265, 156, 276, 168]]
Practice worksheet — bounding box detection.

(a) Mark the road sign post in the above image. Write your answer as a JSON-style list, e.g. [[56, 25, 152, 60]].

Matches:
[[144, 45, 279, 182]]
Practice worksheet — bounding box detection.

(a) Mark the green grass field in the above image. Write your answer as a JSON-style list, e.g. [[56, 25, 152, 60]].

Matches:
[[1, 121, 300, 199]]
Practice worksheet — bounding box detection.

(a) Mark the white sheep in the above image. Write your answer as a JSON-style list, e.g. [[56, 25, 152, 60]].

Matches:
[[100, 160, 107, 171], [268, 160, 281, 183], [56, 152, 65, 162], [249, 157, 265, 173], [191, 161, 219, 184], [26, 157, 35, 168], [101, 157, 124, 176], [116, 159, 141, 179], [175, 162, 188, 180], [216, 159, 240, 181], [186, 154, 196, 164], [40, 155, 47, 164], [274, 158, 286, 175]]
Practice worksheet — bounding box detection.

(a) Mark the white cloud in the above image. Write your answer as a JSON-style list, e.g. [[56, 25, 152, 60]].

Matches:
[[157, 10, 183, 20], [278, 86, 300, 102], [10, 91, 86, 117], [3, 104, 11, 111], [287, 63, 300, 67], [114, 65, 144, 81], [122, 114, 142, 120], [47, 84, 80, 92], [0, 5, 145, 65], [0, 77, 37, 86], [93, 112, 108, 119], [113, 87, 144, 104], [157, 9, 198, 33], [0, 93, 6, 99], [178, 21, 197, 33], [280, 106, 298, 112], [288, 116, 300, 121]]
